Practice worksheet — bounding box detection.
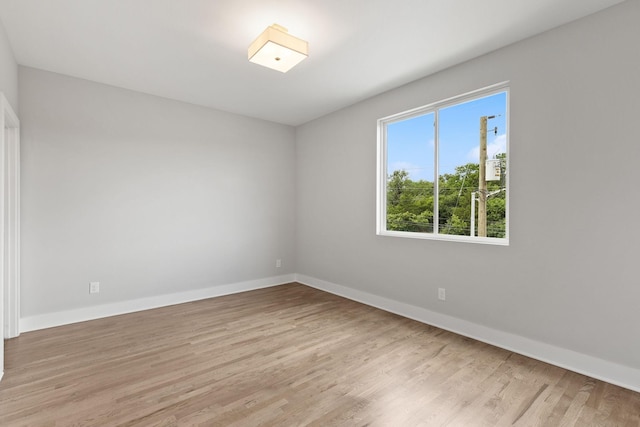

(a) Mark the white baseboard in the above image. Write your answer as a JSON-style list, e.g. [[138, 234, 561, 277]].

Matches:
[[18, 272, 640, 393], [296, 274, 640, 393], [20, 274, 296, 333]]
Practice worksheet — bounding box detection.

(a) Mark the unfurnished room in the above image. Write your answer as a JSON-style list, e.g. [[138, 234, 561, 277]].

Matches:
[[0, 0, 639, 425]]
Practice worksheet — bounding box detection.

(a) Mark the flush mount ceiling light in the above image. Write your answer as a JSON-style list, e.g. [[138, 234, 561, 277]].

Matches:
[[248, 24, 308, 73]]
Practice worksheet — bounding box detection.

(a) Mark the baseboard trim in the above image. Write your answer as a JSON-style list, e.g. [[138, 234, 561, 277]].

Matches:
[[296, 274, 640, 393], [20, 274, 296, 333], [18, 273, 640, 393]]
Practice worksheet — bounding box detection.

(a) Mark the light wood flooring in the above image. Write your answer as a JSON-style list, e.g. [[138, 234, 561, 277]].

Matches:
[[1, 283, 639, 426]]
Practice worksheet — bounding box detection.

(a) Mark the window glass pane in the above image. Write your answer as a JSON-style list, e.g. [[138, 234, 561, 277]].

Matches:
[[438, 92, 507, 237], [386, 113, 435, 233]]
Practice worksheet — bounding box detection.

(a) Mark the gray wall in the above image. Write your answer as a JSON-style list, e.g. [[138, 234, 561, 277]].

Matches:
[[0, 18, 17, 109], [295, 0, 640, 370], [12, 0, 640, 380], [19, 67, 296, 317]]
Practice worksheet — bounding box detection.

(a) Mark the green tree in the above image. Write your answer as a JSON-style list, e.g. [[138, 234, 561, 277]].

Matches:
[[387, 170, 434, 232], [386, 159, 506, 238], [439, 163, 478, 235], [444, 214, 469, 236], [387, 170, 409, 207]]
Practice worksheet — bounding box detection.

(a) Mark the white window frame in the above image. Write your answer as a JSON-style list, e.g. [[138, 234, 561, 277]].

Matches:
[[376, 82, 510, 245]]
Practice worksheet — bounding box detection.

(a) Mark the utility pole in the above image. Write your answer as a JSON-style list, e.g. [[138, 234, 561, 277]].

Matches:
[[478, 116, 488, 237], [478, 115, 496, 237], [470, 191, 476, 237]]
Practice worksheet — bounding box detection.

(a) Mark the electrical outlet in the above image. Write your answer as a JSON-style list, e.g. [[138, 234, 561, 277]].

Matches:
[[438, 288, 446, 301], [276, 259, 282, 268], [90, 282, 100, 294]]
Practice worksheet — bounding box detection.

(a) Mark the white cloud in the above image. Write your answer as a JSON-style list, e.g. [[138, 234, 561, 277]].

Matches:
[[389, 161, 428, 181], [389, 161, 419, 173], [467, 134, 507, 162]]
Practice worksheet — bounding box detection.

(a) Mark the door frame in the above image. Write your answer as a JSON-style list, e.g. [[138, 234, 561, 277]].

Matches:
[[1, 93, 20, 371]]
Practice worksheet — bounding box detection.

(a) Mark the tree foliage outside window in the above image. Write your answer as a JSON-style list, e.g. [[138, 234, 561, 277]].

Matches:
[[377, 85, 509, 244]]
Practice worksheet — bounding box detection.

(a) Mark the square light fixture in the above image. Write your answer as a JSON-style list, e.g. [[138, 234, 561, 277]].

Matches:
[[248, 24, 308, 73]]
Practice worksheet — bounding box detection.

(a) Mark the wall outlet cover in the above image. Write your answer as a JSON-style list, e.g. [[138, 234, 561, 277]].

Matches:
[[90, 282, 100, 294]]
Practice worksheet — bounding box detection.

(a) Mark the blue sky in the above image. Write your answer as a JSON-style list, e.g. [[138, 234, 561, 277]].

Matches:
[[387, 91, 507, 181]]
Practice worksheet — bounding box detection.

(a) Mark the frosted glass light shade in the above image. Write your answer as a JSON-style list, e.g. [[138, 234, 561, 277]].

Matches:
[[248, 24, 308, 73]]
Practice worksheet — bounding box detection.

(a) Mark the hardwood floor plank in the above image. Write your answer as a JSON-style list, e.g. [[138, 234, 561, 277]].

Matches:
[[1, 283, 639, 426]]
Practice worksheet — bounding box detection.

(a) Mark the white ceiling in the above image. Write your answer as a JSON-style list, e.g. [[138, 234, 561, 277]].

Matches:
[[0, 0, 625, 126]]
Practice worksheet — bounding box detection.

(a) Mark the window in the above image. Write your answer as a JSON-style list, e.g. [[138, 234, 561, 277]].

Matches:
[[377, 83, 509, 245]]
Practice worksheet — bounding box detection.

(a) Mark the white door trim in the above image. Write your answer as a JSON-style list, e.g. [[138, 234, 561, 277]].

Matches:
[[1, 92, 20, 344]]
